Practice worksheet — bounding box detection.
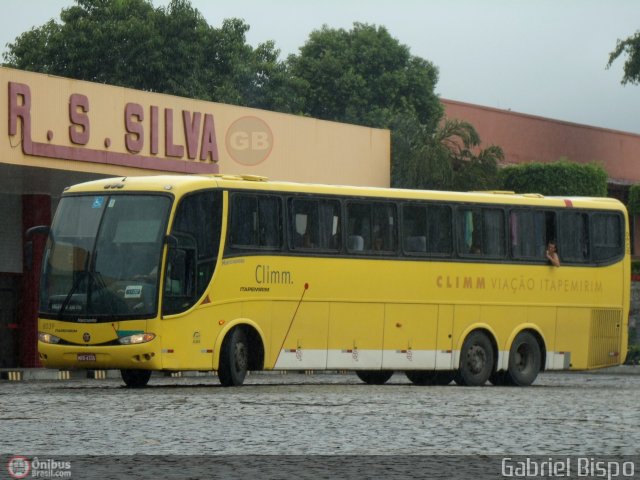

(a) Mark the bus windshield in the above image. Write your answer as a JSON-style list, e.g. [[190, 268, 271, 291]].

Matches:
[[39, 194, 171, 321]]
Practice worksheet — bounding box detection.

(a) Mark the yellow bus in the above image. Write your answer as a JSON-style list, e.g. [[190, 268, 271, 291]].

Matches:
[[34, 174, 630, 387]]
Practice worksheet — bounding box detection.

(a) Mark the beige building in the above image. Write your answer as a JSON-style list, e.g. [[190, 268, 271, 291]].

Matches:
[[0, 67, 390, 367]]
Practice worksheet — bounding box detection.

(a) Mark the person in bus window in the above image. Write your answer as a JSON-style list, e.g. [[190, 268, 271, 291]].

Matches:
[[546, 241, 560, 267], [372, 225, 385, 251]]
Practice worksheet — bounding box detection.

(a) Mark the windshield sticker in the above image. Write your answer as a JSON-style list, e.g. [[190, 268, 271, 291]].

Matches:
[[108, 198, 116, 208], [91, 196, 105, 209], [124, 285, 143, 299]]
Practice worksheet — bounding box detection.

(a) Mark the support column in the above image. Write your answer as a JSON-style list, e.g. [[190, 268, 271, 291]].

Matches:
[[20, 194, 51, 368]]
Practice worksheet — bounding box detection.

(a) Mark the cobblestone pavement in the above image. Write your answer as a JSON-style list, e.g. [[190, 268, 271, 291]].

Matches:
[[1, 371, 639, 456]]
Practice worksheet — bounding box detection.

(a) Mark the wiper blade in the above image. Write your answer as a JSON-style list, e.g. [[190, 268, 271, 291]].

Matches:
[[57, 246, 92, 318], [57, 270, 88, 318]]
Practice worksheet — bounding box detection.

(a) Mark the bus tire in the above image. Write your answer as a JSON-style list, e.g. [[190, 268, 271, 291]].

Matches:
[[505, 331, 541, 386], [356, 370, 393, 385], [120, 369, 151, 388], [406, 370, 453, 386], [218, 327, 249, 387], [456, 331, 494, 386]]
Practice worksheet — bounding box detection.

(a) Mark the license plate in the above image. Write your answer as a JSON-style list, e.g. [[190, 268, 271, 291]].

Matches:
[[77, 354, 96, 361]]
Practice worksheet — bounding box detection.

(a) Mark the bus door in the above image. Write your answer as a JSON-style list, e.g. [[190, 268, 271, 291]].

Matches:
[[160, 191, 222, 370]]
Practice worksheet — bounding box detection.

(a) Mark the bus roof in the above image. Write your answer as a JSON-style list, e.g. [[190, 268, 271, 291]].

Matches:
[[63, 173, 626, 211]]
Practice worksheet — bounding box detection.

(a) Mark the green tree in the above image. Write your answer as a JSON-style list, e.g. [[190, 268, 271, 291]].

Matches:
[[287, 23, 442, 130], [499, 160, 608, 196], [389, 110, 451, 190], [2, 0, 285, 107], [4, 6, 503, 190], [286, 23, 444, 188], [392, 117, 503, 191], [287, 23, 502, 191], [436, 119, 503, 191], [607, 30, 640, 85], [627, 184, 640, 215]]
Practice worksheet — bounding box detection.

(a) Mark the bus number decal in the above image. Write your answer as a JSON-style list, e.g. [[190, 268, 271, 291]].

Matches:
[[124, 285, 143, 299]]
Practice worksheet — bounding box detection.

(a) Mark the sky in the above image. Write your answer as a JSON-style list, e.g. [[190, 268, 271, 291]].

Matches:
[[1, 0, 639, 133]]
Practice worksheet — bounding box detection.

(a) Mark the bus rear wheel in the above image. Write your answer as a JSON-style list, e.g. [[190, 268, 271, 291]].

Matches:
[[356, 370, 393, 385], [505, 331, 541, 386], [120, 369, 151, 388], [456, 331, 494, 386], [406, 370, 453, 386], [218, 327, 249, 387]]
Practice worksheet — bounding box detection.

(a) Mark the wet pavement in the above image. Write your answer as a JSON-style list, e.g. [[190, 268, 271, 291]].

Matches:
[[1, 370, 639, 457]]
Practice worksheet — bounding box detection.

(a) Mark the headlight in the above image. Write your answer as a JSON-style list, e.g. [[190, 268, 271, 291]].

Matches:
[[38, 332, 61, 344], [118, 333, 156, 345]]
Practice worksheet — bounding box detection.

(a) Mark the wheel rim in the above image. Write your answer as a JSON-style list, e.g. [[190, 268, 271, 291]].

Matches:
[[466, 344, 487, 374], [513, 343, 531, 372], [234, 342, 248, 373], [507, 333, 541, 386]]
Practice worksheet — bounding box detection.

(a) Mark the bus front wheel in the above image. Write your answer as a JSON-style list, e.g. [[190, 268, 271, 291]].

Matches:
[[218, 327, 249, 387], [356, 370, 393, 385], [506, 331, 541, 386], [456, 331, 494, 386], [121, 369, 151, 388]]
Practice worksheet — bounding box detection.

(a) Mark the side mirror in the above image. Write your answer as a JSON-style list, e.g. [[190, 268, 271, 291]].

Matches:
[[24, 225, 50, 271], [26, 225, 50, 239], [165, 234, 185, 280]]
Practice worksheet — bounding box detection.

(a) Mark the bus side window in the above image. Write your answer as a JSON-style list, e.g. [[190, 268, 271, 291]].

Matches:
[[458, 207, 505, 258], [402, 204, 428, 254], [402, 203, 452, 256], [346, 201, 396, 254], [230, 194, 282, 250], [559, 211, 589, 262], [258, 196, 281, 248], [289, 198, 341, 252], [458, 208, 482, 255], [293, 212, 310, 248], [592, 213, 623, 262], [482, 208, 505, 257], [231, 195, 258, 246], [347, 203, 371, 252], [321, 200, 341, 251], [510, 210, 550, 261], [371, 203, 396, 253], [429, 204, 452, 255]]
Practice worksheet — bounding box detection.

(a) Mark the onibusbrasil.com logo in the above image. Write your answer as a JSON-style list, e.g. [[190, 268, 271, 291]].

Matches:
[[6, 456, 71, 479]]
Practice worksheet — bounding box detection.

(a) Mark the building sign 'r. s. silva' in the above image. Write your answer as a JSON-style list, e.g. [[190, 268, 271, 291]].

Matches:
[[8, 81, 220, 174], [1, 67, 390, 187]]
